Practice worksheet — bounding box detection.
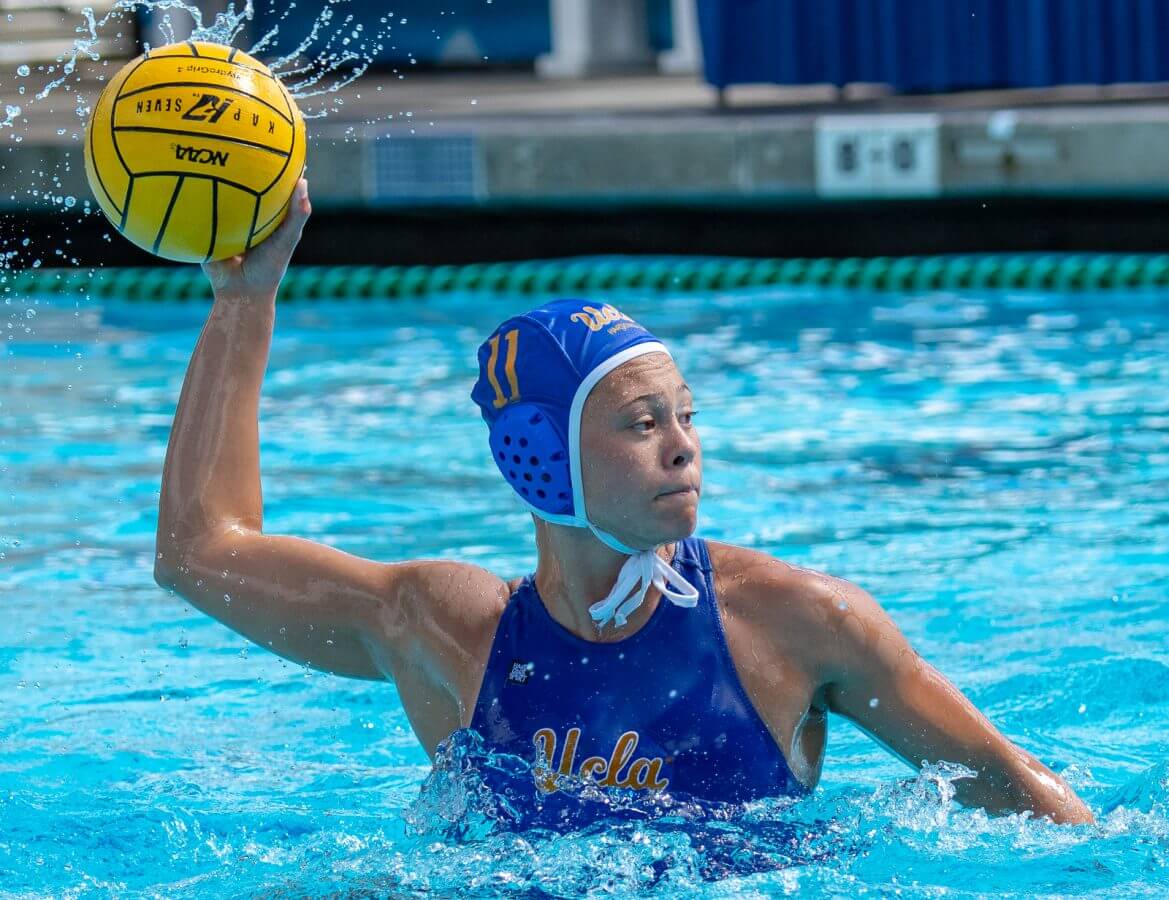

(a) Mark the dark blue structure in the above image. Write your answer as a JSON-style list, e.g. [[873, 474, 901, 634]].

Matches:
[[247, 0, 675, 67], [697, 0, 1169, 92]]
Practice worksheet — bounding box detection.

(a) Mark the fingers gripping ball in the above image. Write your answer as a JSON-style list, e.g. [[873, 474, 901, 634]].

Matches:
[[83, 40, 306, 263]]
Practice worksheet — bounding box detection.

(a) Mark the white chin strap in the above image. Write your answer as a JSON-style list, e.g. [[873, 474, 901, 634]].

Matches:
[[586, 543, 699, 630], [582, 522, 698, 630]]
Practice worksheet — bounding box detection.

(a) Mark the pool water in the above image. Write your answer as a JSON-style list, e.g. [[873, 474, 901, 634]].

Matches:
[[2, 285, 1167, 897]]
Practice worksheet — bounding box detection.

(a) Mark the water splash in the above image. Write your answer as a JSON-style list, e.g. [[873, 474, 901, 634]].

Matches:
[[397, 729, 845, 890], [253, 0, 384, 110], [399, 737, 1126, 894], [402, 729, 526, 840], [17, 0, 394, 118], [1101, 759, 1169, 817], [33, 0, 249, 101], [871, 759, 978, 831], [392, 730, 1111, 893], [407, 728, 774, 838]]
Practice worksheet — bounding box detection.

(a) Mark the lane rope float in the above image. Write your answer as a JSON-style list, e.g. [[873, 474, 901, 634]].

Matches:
[[6, 253, 1169, 301]]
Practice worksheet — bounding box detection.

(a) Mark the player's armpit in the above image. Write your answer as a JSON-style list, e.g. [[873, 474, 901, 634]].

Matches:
[[812, 576, 1095, 825]]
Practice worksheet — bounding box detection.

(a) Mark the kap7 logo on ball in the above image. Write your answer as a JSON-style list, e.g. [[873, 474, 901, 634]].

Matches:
[[180, 91, 279, 135], [181, 92, 234, 124]]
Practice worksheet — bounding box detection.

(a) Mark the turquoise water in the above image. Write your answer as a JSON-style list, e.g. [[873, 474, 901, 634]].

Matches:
[[2, 284, 1167, 897]]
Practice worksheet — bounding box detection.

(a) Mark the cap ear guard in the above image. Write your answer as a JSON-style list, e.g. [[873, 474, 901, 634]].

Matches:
[[488, 403, 574, 519]]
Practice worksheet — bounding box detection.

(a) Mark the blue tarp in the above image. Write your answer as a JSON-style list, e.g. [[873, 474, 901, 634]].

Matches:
[[696, 0, 1169, 91]]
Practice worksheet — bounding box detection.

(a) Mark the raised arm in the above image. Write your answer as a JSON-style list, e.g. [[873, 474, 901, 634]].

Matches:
[[153, 179, 507, 690], [811, 575, 1095, 824]]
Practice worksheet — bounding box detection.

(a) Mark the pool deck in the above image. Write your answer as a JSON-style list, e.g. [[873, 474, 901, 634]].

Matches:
[[5, 62, 1169, 214]]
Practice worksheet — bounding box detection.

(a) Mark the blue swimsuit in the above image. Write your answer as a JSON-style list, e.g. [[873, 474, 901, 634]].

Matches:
[[468, 536, 808, 823]]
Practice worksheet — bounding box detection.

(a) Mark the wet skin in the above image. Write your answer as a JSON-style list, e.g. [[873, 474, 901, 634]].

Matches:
[[154, 180, 1095, 825]]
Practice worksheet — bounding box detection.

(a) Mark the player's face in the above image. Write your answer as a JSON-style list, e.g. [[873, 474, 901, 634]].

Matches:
[[579, 353, 701, 550]]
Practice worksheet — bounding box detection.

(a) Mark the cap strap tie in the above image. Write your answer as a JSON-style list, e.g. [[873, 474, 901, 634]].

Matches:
[[588, 548, 700, 630]]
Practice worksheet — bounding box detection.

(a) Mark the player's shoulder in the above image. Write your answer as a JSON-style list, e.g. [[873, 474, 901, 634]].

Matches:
[[704, 539, 864, 628], [387, 558, 512, 637]]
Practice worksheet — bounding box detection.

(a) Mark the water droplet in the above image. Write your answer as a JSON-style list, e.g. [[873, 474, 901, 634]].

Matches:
[[668, 689, 678, 699], [223, 594, 231, 604], [16, 65, 29, 77], [178, 635, 189, 649], [1078, 703, 1087, 714], [869, 697, 880, 708]]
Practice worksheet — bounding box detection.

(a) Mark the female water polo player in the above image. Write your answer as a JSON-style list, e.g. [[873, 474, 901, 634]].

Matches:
[[154, 179, 1094, 826]]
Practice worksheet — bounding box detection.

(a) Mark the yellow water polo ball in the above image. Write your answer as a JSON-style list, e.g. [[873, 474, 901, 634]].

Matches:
[[83, 40, 306, 263]]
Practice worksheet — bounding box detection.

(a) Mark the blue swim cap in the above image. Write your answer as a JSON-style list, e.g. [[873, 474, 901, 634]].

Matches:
[[471, 298, 671, 552]]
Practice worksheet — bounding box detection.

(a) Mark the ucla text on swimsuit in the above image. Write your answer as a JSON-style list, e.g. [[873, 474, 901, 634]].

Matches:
[[532, 726, 669, 793]]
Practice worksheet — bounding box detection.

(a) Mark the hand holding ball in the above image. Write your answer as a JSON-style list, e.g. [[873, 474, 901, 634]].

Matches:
[[84, 41, 306, 262]]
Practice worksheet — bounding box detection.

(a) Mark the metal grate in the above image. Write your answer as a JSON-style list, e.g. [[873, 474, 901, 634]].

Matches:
[[370, 134, 482, 204]]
